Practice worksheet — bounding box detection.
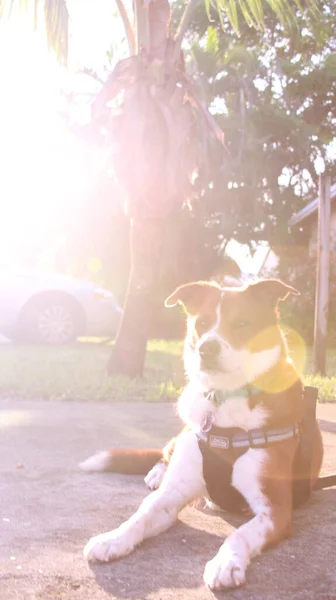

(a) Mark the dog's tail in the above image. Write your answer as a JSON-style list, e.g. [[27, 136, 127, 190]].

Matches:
[[79, 448, 164, 475]]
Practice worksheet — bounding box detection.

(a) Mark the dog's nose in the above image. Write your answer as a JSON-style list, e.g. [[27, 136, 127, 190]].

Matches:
[[199, 340, 221, 360]]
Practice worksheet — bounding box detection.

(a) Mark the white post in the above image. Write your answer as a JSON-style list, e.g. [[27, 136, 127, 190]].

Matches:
[[313, 174, 331, 375]]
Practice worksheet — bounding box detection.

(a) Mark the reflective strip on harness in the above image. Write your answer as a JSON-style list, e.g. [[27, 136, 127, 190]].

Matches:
[[197, 423, 299, 449]]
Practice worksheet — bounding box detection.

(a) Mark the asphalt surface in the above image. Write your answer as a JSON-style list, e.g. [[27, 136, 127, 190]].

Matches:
[[1, 400, 335, 600]]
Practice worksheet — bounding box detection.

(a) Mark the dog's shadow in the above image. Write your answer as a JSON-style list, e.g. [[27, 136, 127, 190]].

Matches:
[[88, 509, 247, 600], [88, 489, 336, 600]]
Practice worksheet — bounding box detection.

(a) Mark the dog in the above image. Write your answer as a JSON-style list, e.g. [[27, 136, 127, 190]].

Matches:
[[80, 278, 323, 590]]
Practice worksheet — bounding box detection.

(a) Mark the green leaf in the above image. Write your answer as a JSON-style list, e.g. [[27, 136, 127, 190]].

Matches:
[[227, 0, 239, 32], [43, 0, 69, 65], [238, 0, 263, 28], [214, 0, 321, 32], [265, 0, 295, 30], [206, 25, 219, 54], [204, 0, 213, 24], [214, 0, 226, 31]]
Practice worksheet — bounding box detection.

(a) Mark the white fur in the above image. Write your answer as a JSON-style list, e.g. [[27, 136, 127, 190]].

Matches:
[[187, 338, 281, 393], [177, 382, 213, 429], [216, 396, 269, 429], [204, 448, 272, 589], [84, 432, 206, 562], [178, 382, 269, 432], [144, 462, 167, 490], [79, 451, 110, 472]]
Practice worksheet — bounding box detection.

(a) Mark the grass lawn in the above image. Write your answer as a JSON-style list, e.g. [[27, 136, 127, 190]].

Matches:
[[0, 339, 335, 402], [0, 340, 184, 402]]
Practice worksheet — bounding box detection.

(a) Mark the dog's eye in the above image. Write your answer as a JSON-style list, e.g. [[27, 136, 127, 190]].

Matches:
[[234, 319, 249, 329]]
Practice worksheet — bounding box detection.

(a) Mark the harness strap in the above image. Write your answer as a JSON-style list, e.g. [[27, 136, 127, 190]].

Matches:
[[195, 416, 299, 450]]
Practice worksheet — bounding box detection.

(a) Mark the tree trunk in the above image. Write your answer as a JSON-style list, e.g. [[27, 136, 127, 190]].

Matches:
[[107, 216, 165, 378]]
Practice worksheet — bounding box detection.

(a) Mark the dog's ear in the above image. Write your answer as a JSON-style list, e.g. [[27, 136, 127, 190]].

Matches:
[[248, 279, 300, 303], [164, 281, 221, 316]]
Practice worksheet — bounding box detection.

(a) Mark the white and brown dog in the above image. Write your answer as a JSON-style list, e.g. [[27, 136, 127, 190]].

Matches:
[[81, 279, 323, 590]]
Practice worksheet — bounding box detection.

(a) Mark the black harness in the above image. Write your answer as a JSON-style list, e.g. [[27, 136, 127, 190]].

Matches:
[[196, 389, 300, 512], [198, 425, 250, 512]]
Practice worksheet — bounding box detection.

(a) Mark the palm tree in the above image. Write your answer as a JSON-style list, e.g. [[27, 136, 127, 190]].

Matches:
[[0, 0, 320, 377]]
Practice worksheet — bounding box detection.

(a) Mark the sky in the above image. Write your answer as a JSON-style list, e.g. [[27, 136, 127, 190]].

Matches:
[[0, 4, 118, 265], [67, 0, 127, 70]]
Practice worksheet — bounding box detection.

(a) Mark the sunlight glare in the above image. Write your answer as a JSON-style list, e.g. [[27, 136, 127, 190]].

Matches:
[[0, 410, 32, 429], [0, 20, 92, 265], [0, 2, 129, 267]]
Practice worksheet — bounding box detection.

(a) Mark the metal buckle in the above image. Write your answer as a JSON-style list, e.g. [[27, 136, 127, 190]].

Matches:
[[196, 411, 215, 442]]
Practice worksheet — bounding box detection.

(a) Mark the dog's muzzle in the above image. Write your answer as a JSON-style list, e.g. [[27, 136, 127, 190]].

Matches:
[[199, 340, 221, 370]]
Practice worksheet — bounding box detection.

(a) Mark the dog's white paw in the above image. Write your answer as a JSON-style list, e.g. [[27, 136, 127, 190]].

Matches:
[[203, 549, 246, 590], [84, 528, 135, 563], [144, 462, 167, 490]]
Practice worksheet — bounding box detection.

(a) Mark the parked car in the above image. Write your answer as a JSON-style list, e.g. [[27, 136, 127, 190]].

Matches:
[[0, 264, 123, 344]]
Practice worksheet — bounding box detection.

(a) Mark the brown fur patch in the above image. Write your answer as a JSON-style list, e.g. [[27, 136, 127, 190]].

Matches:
[[168, 279, 299, 353], [165, 281, 221, 316], [104, 448, 164, 474]]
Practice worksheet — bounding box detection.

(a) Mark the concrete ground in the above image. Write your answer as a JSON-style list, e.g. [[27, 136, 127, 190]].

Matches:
[[0, 399, 335, 600]]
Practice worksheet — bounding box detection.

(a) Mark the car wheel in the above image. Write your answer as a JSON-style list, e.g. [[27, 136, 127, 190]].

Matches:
[[36, 303, 78, 344], [18, 298, 81, 345]]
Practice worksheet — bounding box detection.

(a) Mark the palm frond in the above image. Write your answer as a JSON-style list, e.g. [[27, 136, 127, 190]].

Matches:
[[236, 0, 263, 29], [43, 0, 68, 65], [209, 0, 320, 33], [90, 50, 227, 219], [0, 0, 68, 65]]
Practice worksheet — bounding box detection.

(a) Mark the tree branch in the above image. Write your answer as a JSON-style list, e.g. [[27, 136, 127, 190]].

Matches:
[[134, 0, 150, 54], [115, 0, 136, 56], [82, 67, 105, 85], [173, 0, 198, 63]]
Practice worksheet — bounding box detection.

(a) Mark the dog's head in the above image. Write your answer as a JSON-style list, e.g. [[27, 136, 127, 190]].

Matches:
[[165, 279, 299, 391]]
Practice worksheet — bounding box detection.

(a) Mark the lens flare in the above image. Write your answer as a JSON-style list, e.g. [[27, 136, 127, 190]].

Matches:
[[247, 326, 307, 393]]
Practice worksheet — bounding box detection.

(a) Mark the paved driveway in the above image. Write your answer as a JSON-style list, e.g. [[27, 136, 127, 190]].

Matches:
[[0, 400, 335, 600]]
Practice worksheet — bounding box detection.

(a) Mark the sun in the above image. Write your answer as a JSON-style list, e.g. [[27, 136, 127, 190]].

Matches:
[[0, 3, 126, 266], [0, 20, 65, 260], [0, 18, 93, 265]]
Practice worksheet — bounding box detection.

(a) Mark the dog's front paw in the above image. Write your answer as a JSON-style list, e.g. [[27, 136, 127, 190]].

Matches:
[[144, 462, 167, 490], [84, 528, 135, 563], [203, 549, 246, 590]]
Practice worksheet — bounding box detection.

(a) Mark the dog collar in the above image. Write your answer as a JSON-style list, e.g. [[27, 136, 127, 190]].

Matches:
[[204, 386, 260, 408], [196, 388, 259, 441]]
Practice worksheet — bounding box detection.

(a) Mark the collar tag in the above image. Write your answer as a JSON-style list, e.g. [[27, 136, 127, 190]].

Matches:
[[195, 411, 215, 441], [201, 411, 215, 433], [205, 389, 226, 408]]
